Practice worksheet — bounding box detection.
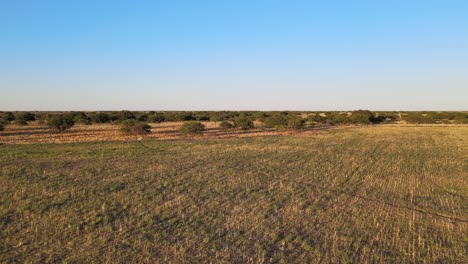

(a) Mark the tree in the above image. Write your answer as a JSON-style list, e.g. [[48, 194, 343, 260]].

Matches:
[[180, 121, 205, 135], [120, 120, 151, 135], [47, 115, 75, 132]]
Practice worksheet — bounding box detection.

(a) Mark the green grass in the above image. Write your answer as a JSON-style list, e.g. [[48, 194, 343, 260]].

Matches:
[[1, 126, 467, 263]]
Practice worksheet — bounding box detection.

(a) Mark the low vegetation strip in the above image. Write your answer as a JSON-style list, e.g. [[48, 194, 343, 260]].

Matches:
[[1, 126, 467, 263]]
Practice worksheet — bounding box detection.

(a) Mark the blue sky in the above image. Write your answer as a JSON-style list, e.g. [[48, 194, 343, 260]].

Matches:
[[1, 0, 467, 111]]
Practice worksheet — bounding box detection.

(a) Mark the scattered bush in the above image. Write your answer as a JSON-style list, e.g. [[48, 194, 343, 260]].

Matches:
[[120, 120, 151, 135], [234, 115, 254, 130], [180, 121, 205, 135], [47, 115, 75, 132], [219, 121, 234, 129]]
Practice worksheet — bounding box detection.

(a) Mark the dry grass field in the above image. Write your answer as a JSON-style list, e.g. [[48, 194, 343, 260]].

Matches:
[[0, 121, 329, 144], [1, 125, 467, 263]]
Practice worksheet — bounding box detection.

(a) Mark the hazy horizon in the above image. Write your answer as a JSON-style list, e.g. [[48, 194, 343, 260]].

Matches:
[[1, 1, 467, 111]]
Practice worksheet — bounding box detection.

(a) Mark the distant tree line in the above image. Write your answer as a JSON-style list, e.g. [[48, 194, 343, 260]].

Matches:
[[0, 110, 467, 133]]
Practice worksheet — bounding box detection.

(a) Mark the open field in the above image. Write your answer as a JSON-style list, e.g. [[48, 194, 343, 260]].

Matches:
[[1, 126, 467, 263]]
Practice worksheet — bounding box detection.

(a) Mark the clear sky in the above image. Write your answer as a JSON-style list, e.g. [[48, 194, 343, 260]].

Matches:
[[1, 0, 467, 111]]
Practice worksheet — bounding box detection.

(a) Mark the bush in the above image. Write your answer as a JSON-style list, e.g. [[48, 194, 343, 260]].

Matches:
[[89, 112, 111, 123], [15, 119, 28, 126], [326, 112, 348, 125], [349, 110, 374, 124], [234, 115, 254, 130], [15, 112, 35, 125], [264, 114, 288, 129], [287, 116, 305, 130], [1, 112, 15, 123], [120, 120, 151, 135], [219, 121, 233, 129], [180, 121, 205, 135], [307, 113, 326, 124], [47, 115, 75, 132], [119, 110, 136, 121], [0, 122, 4, 131], [148, 113, 165, 123], [73, 112, 91, 125]]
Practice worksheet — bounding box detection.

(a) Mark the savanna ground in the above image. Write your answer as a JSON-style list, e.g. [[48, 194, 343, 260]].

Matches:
[[1, 125, 467, 263]]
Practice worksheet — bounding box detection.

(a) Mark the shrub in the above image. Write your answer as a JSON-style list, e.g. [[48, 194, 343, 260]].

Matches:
[[234, 115, 254, 130], [0, 122, 4, 131], [326, 112, 348, 125], [73, 112, 91, 125], [180, 121, 205, 135], [89, 112, 111, 123], [15, 119, 28, 126], [148, 113, 165, 123], [219, 121, 233, 129], [349, 110, 374, 124], [287, 116, 305, 130], [119, 110, 136, 121], [253, 112, 269, 122], [1, 112, 15, 123], [307, 114, 326, 124], [47, 115, 75, 132], [15, 112, 35, 124], [136, 114, 148, 122], [264, 114, 288, 129], [120, 120, 151, 135]]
